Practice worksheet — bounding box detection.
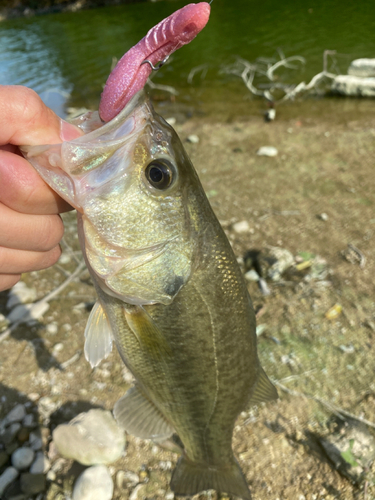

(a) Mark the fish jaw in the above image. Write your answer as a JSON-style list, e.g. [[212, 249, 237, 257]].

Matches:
[[99, 2, 211, 122], [22, 91, 196, 306]]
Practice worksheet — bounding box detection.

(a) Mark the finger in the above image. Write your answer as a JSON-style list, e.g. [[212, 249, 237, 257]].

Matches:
[[0, 245, 62, 274], [0, 150, 72, 214], [0, 86, 82, 146], [0, 204, 64, 252], [0, 274, 21, 293]]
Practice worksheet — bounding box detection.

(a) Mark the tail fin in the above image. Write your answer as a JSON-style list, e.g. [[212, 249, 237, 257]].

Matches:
[[170, 454, 252, 500]]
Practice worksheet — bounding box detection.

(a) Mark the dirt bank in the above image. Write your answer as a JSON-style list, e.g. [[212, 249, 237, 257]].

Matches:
[[1, 95, 375, 499]]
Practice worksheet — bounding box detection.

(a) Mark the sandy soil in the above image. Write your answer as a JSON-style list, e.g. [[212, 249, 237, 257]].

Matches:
[[1, 94, 375, 500]]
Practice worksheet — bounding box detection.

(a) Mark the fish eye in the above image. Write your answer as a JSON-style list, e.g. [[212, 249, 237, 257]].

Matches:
[[145, 159, 175, 190]]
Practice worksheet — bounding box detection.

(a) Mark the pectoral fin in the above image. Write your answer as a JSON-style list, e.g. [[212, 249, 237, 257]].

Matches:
[[114, 386, 174, 439], [124, 306, 172, 359], [248, 366, 278, 406], [84, 301, 113, 368]]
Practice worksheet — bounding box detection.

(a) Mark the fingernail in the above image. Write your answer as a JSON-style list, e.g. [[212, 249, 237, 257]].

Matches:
[[60, 119, 82, 142]]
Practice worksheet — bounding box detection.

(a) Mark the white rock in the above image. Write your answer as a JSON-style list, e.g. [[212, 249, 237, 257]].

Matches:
[[6, 281, 37, 309], [186, 134, 199, 144], [244, 270, 260, 282], [318, 212, 328, 221], [232, 220, 250, 233], [165, 117, 176, 126], [72, 465, 113, 500], [3, 404, 26, 425], [53, 409, 126, 465], [331, 75, 375, 97], [30, 451, 51, 474], [59, 253, 71, 265], [256, 146, 278, 157], [348, 58, 375, 77], [46, 323, 58, 335], [11, 447, 35, 470], [0, 467, 19, 496]]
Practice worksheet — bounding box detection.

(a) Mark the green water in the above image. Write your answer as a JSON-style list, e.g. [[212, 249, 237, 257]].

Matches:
[[0, 0, 375, 116]]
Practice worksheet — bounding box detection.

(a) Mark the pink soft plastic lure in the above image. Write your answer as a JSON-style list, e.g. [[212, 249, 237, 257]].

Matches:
[[99, 2, 211, 122]]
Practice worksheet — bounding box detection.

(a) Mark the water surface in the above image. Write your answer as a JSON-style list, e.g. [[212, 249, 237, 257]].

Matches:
[[0, 0, 374, 115]]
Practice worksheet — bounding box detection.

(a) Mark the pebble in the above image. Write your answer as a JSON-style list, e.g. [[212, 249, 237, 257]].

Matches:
[[4, 404, 26, 425], [232, 220, 250, 233], [116, 470, 139, 488], [1, 423, 22, 446], [59, 253, 71, 265], [20, 472, 46, 495], [53, 409, 126, 465], [0, 467, 19, 496], [46, 323, 58, 335], [11, 447, 35, 470], [6, 281, 37, 309], [72, 465, 113, 500], [22, 414, 36, 429], [186, 134, 199, 144], [256, 146, 278, 157], [29, 431, 43, 451], [52, 342, 64, 353], [165, 117, 176, 126], [318, 212, 329, 221], [30, 451, 51, 474], [244, 270, 260, 282]]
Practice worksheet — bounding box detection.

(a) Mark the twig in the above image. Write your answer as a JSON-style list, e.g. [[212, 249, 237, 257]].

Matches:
[[61, 350, 82, 369], [348, 243, 366, 268], [0, 260, 86, 343], [275, 381, 375, 430], [146, 79, 179, 96], [187, 64, 209, 84]]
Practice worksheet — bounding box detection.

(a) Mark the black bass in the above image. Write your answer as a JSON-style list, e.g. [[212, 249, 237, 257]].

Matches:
[[21, 4, 277, 498]]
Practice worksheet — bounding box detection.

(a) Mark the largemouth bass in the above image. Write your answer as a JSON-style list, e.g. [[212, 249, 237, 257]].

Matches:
[[21, 3, 277, 498]]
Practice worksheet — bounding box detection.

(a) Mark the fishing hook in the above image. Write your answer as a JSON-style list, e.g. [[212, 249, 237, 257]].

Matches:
[[141, 55, 170, 71]]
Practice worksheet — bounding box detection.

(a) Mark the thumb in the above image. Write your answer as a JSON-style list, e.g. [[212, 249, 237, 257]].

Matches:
[[0, 85, 82, 146]]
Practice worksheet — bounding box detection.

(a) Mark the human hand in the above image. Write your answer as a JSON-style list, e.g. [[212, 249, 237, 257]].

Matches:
[[0, 85, 82, 292]]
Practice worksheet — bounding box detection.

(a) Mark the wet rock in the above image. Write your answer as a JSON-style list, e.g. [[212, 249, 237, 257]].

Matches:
[[29, 451, 50, 474], [11, 447, 35, 471], [20, 472, 46, 495], [22, 414, 36, 429], [331, 75, 375, 97], [6, 281, 37, 309], [319, 419, 375, 483], [53, 409, 126, 465], [348, 58, 375, 77], [72, 465, 114, 500], [0, 467, 19, 496], [0, 450, 9, 468], [256, 146, 278, 157]]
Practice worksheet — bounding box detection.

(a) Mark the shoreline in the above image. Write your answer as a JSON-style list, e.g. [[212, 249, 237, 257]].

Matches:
[[0, 0, 149, 21]]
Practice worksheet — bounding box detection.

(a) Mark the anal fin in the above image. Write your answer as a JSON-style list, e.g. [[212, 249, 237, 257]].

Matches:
[[113, 386, 174, 440], [84, 301, 113, 368], [248, 366, 278, 406]]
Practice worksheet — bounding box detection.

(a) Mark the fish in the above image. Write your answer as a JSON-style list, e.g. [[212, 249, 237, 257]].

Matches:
[[21, 3, 278, 498]]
